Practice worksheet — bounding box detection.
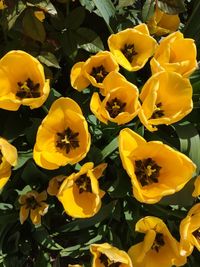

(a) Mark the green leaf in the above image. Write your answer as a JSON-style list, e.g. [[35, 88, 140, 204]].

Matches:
[[157, 0, 186, 14], [7, 1, 26, 30], [118, 0, 136, 8], [33, 226, 63, 250], [65, 6, 86, 29], [101, 137, 118, 161], [13, 151, 33, 170], [27, 0, 57, 16], [92, 0, 116, 33], [142, 0, 155, 22], [34, 252, 51, 267], [38, 52, 60, 69], [23, 9, 46, 43], [173, 121, 200, 173]]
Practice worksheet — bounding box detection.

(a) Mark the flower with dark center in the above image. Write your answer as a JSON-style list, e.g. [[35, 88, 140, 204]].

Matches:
[[151, 233, 165, 252], [106, 97, 126, 118], [90, 65, 108, 83], [151, 102, 164, 119], [56, 127, 79, 154], [16, 78, 40, 99], [75, 174, 92, 194], [99, 254, 121, 267], [121, 44, 137, 63], [135, 158, 161, 186], [25, 196, 41, 210]]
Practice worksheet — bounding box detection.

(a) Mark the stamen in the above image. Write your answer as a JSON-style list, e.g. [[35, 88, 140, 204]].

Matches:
[[56, 127, 79, 154], [135, 158, 161, 186], [151, 233, 165, 252], [90, 65, 108, 83], [99, 253, 121, 267], [25, 196, 41, 210], [75, 174, 92, 194], [121, 44, 137, 63], [16, 78, 40, 99], [106, 97, 126, 118], [151, 102, 164, 119]]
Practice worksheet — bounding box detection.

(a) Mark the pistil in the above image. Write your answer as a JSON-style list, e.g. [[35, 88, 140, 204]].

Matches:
[[16, 78, 40, 99], [106, 97, 126, 118], [151, 102, 164, 119], [56, 127, 79, 154], [151, 233, 165, 252], [90, 65, 108, 83], [75, 174, 92, 194], [121, 44, 137, 63]]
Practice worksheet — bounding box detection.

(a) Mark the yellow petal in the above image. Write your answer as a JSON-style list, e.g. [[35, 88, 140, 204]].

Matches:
[[70, 62, 90, 91]]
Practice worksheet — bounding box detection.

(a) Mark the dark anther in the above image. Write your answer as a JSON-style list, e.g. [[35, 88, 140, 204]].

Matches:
[[151, 102, 164, 119], [16, 78, 40, 99], [0, 150, 3, 165], [25, 196, 41, 210], [135, 158, 161, 186], [151, 233, 165, 252], [121, 44, 137, 63], [193, 228, 200, 240], [106, 97, 126, 118], [75, 174, 92, 194], [99, 253, 121, 267], [56, 127, 79, 154], [90, 65, 108, 83]]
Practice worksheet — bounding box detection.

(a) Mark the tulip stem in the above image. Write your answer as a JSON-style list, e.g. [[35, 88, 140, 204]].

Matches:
[[41, 105, 49, 114]]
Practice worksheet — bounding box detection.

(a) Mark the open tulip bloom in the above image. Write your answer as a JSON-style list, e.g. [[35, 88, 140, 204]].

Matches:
[[70, 51, 119, 93], [33, 97, 91, 170], [108, 23, 157, 72], [90, 243, 133, 267], [180, 203, 200, 257], [0, 138, 17, 190], [150, 31, 197, 78], [0, 50, 50, 111], [128, 216, 187, 267], [57, 162, 107, 218], [119, 128, 196, 204], [138, 71, 193, 132], [90, 71, 140, 125]]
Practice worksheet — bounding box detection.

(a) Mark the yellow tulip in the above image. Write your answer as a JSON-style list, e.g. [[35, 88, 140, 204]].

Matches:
[[33, 97, 91, 170], [151, 32, 197, 78], [138, 71, 193, 132], [0, 138, 17, 190], [57, 162, 107, 218], [180, 203, 200, 257], [90, 243, 133, 267], [192, 176, 200, 197], [0, 50, 50, 110], [90, 71, 140, 125], [128, 216, 187, 267], [19, 190, 48, 225], [119, 128, 196, 204], [108, 23, 157, 71], [147, 7, 180, 36], [0, 0, 6, 10], [70, 51, 119, 92]]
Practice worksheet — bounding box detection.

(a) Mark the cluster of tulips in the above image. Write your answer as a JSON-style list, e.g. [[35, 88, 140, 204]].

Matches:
[[0, 18, 199, 266]]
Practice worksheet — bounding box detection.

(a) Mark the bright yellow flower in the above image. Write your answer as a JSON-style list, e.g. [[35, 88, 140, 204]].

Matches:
[[151, 32, 197, 78], [57, 162, 107, 218], [90, 243, 133, 267], [0, 50, 50, 111], [147, 7, 180, 36], [0, 0, 6, 10], [108, 23, 157, 72], [90, 71, 140, 125], [33, 97, 91, 170], [70, 51, 119, 92], [119, 128, 196, 204], [0, 138, 17, 190], [19, 190, 48, 225], [47, 175, 66, 196], [128, 216, 187, 267], [138, 71, 193, 132], [180, 203, 200, 257], [192, 175, 200, 197], [34, 11, 45, 22]]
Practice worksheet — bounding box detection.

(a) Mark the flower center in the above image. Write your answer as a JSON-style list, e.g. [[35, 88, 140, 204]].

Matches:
[[0, 150, 3, 165], [151, 233, 165, 252], [134, 158, 161, 186], [90, 65, 108, 83], [193, 228, 200, 241], [121, 43, 137, 63], [16, 78, 40, 99], [75, 174, 92, 194], [106, 97, 126, 118], [56, 127, 79, 154], [99, 253, 121, 267], [25, 196, 41, 210], [151, 102, 164, 119]]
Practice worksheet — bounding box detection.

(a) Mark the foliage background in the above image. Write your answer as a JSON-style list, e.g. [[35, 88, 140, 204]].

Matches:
[[0, 0, 200, 266]]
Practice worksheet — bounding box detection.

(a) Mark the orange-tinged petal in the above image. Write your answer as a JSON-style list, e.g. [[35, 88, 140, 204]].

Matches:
[[20, 206, 30, 224]]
